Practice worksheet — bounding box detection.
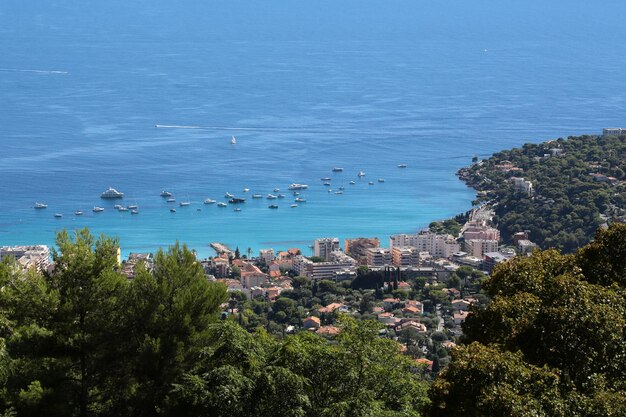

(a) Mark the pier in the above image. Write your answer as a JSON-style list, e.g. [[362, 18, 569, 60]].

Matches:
[[210, 242, 233, 257]]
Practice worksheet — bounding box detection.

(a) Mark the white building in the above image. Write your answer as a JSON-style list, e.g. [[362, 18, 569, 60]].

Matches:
[[603, 128, 626, 137], [0, 245, 50, 273], [512, 177, 533, 196], [314, 237, 340, 261], [293, 254, 356, 280], [259, 248, 275, 264], [390, 231, 459, 259], [389, 234, 420, 251]]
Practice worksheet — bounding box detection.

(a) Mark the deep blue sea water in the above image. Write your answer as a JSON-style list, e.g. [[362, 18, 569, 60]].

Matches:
[[1, 0, 626, 257]]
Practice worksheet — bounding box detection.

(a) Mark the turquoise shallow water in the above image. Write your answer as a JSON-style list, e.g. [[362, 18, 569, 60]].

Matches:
[[1, 1, 626, 257]]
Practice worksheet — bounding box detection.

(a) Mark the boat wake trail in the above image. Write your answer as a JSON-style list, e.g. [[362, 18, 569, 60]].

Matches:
[[0, 68, 69, 75], [155, 124, 329, 133]]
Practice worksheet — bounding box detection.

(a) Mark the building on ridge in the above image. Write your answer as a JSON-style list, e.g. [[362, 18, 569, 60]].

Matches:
[[603, 128, 626, 137]]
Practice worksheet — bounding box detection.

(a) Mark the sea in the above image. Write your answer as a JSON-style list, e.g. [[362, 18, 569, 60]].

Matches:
[[1, 0, 626, 258]]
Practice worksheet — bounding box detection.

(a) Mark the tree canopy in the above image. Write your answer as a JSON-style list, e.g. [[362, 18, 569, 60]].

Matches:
[[458, 134, 626, 252], [429, 223, 626, 416], [0, 228, 429, 417]]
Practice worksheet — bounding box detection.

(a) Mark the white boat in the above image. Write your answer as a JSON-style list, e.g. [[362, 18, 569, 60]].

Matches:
[[114, 204, 123, 210], [358, 171, 365, 177], [339, 186, 345, 190], [332, 167, 344, 172], [170, 208, 176, 213], [291, 204, 298, 208], [231, 136, 237, 144], [323, 182, 331, 186], [160, 191, 172, 197], [293, 191, 300, 196], [267, 194, 277, 200], [217, 202, 227, 207], [268, 204, 279, 209], [225, 192, 234, 198], [101, 187, 124, 199], [335, 191, 343, 195], [273, 188, 280, 192], [74, 210, 83, 216], [321, 177, 331, 181], [204, 199, 217, 204], [378, 178, 385, 183], [34, 202, 48, 209], [234, 208, 242, 212], [118, 207, 129, 212], [295, 197, 306, 203], [179, 201, 190, 207], [127, 204, 138, 210], [349, 181, 356, 185], [243, 188, 250, 193], [288, 183, 308, 190], [277, 194, 286, 199], [54, 213, 63, 218], [368, 181, 374, 185], [131, 210, 139, 215], [398, 164, 407, 168], [252, 194, 263, 199], [93, 206, 104, 212]]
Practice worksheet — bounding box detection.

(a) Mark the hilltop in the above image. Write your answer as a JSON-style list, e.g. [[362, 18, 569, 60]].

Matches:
[[458, 133, 626, 252]]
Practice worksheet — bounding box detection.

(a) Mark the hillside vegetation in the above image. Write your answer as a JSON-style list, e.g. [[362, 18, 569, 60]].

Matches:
[[430, 224, 626, 416], [458, 134, 626, 252]]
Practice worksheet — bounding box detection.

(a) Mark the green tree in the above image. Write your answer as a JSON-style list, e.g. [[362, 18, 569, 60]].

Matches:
[[430, 224, 626, 416], [1, 229, 128, 417], [122, 242, 228, 416]]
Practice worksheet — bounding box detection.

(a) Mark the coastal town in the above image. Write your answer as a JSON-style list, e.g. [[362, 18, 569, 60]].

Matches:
[[5, 130, 626, 378], [1, 202, 534, 373]]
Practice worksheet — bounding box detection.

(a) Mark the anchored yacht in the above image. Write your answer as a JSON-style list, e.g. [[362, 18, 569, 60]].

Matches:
[[101, 187, 124, 199]]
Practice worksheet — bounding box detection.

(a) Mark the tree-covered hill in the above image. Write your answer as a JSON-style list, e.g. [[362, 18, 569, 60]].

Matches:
[[458, 134, 626, 252]]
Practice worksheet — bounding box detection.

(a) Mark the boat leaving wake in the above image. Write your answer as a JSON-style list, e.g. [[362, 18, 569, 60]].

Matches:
[[0, 68, 69, 74], [155, 124, 304, 132]]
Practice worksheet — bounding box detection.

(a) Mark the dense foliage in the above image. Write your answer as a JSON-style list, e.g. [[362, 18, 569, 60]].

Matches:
[[458, 134, 626, 251], [0, 229, 429, 417], [429, 224, 626, 416]]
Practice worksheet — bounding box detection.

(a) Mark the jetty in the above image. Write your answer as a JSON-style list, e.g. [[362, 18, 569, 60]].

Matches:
[[210, 242, 233, 257]]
